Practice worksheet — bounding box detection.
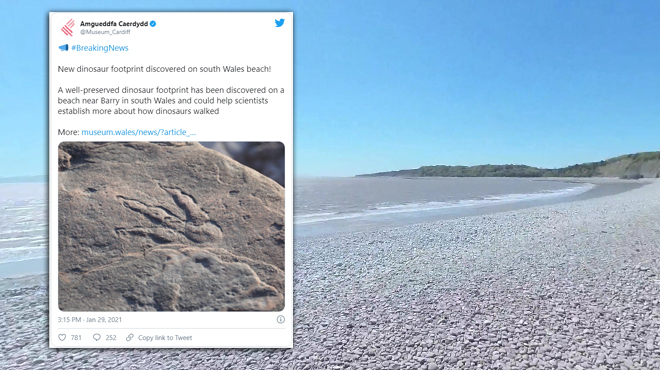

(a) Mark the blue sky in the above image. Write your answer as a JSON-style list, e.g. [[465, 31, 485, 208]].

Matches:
[[2, 1, 660, 177]]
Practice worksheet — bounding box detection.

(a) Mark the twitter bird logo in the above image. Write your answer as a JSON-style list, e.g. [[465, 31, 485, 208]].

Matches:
[[275, 19, 285, 27]]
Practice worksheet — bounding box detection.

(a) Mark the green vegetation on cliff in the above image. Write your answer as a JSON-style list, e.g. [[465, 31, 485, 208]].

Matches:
[[358, 151, 660, 179]]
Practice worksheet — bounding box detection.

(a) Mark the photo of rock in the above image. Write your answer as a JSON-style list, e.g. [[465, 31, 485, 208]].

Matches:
[[57, 142, 285, 311]]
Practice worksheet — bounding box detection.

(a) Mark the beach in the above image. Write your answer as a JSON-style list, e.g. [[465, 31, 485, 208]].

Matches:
[[293, 177, 645, 238], [1, 179, 659, 368]]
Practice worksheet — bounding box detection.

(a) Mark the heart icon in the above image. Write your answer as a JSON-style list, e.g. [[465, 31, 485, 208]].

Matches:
[[93, 333, 101, 341], [58, 334, 66, 341]]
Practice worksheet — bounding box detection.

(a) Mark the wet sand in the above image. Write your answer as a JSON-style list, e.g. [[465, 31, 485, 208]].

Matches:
[[295, 178, 648, 238]]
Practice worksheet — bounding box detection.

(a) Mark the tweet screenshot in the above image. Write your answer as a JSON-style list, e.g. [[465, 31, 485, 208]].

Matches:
[[48, 12, 292, 348]]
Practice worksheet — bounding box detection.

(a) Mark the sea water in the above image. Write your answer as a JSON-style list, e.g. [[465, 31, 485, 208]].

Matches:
[[0, 183, 47, 277], [293, 177, 603, 237]]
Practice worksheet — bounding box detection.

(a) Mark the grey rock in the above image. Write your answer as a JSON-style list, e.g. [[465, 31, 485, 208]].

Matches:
[[58, 142, 284, 311]]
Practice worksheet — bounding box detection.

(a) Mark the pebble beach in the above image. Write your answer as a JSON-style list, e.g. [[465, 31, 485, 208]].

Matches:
[[1, 179, 659, 369]]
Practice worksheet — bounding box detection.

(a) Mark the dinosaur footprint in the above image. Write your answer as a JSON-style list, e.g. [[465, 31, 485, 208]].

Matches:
[[116, 184, 223, 248]]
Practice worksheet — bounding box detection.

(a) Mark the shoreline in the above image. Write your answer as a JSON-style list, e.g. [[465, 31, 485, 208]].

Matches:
[[288, 179, 660, 369], [1, 179, 659, 368], [0, 179, 650, 283], [0, 258, 48, 281], [295, 178, 651, 239], [530, 176, 656, 184]]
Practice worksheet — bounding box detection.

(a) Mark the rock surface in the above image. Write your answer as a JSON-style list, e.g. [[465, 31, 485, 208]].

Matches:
[[58, 142, 285, 311]]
